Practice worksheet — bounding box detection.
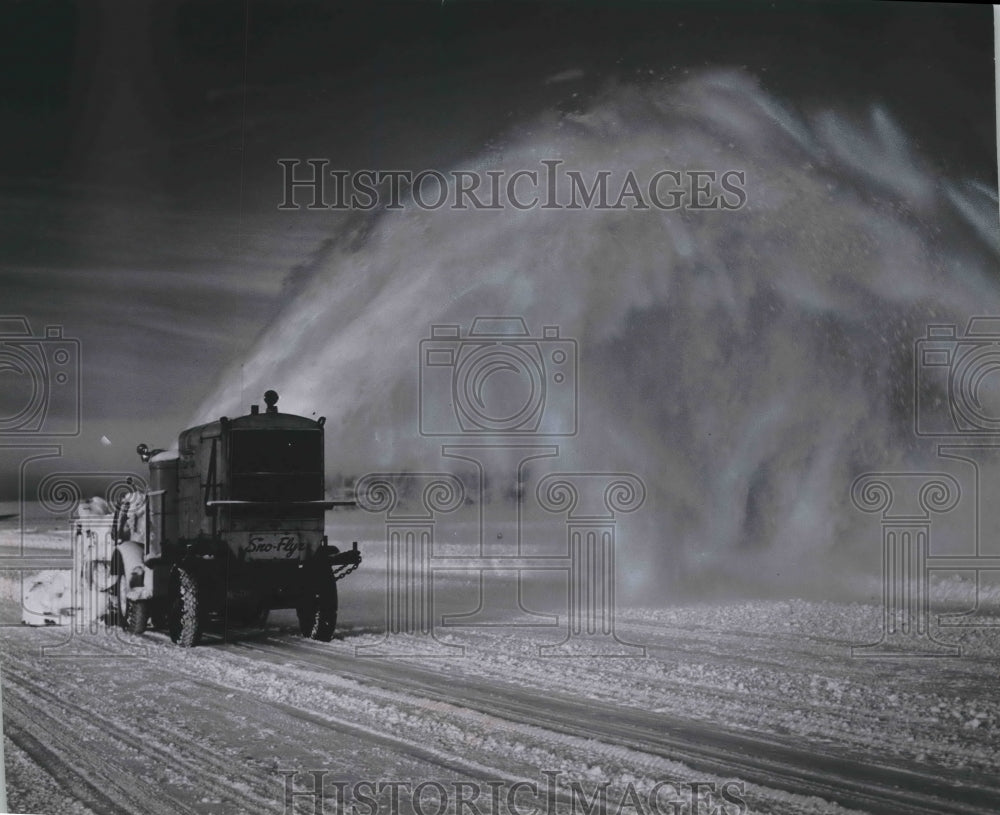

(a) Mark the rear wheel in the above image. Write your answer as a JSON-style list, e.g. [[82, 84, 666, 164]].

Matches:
[[297, 575, 338, 642], [168, 567, 202, 647]]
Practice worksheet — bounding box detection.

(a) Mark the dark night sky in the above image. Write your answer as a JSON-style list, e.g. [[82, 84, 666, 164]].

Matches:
[[0, 0, 994, 496]]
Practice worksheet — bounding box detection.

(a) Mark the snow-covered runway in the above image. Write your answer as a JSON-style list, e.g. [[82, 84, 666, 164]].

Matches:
[[3, 592, 1000, 815]]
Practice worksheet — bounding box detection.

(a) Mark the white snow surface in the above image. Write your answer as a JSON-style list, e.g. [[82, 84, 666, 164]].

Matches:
[[1, 528, 999, 815]]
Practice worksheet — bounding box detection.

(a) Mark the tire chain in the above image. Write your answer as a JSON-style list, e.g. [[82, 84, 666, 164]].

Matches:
[[333, 557, 362, 581]]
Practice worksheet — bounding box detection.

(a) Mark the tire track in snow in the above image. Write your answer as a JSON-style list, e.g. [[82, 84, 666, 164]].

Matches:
[[2, 650, 288, 814], [4, 672, 187, 815], [225, 636, 1000, 815], [30, 629, 551, 794]]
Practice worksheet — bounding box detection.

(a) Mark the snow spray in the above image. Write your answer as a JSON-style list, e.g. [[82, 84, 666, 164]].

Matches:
[[194, 70, 1000, 602]]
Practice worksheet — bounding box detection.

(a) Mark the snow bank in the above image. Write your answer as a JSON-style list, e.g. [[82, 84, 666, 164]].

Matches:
[[17, 496, 120, 627], [20, 570, 74, 626]]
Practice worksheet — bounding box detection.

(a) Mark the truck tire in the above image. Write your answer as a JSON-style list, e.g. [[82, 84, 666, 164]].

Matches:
[[168, 567, 202, 647], [106, 556, 126, 628], [126, 599, 149, 635], [114, 573, 148, 635], [297, 577, 337, 642]]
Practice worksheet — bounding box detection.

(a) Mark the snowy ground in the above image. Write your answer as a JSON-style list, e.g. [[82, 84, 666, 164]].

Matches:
[[2, 526, 1000, 815]]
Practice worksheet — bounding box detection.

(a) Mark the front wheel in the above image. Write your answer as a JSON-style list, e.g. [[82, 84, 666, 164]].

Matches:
[[117, 573, 149, 635], [297, 576, 338, 642], [113, 571, 148, 635], [125, 597, 149, 635], [168, 567, 203, 647]]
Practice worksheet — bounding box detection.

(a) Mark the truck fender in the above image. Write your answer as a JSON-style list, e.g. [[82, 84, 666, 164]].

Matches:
[[111, 541, 153, 601]]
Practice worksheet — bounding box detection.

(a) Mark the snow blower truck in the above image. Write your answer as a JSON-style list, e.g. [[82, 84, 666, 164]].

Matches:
[[109, 390, 361, 646]]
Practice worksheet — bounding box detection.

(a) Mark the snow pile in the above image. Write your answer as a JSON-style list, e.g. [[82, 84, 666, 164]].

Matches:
[[73, 497, 113, 518], [20, 569, 74, 626], [16, 495, 121, 627]]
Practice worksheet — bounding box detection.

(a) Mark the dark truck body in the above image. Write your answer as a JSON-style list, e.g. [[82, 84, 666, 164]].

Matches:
[[112, 391, 360, 646]]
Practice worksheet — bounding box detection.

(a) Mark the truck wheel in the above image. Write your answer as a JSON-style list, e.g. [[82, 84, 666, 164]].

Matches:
[[115, 574, 148, 635], [106, 557, 125, 627], [168, 567, 202, 647], [297, 578, 337, 642], [126, 599, 149, 635]]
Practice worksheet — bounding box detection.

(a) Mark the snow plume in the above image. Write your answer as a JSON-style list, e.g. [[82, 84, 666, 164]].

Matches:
[[196, 71, 1000, 600]]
